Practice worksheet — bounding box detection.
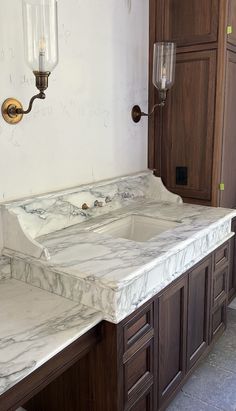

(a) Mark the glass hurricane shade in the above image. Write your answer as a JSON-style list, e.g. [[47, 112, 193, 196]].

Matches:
[[22, 0, 59, 73], [152, 42, 176, 91]]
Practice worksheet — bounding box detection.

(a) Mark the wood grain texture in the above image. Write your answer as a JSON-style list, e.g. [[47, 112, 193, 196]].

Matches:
[[162, 0, 219, 46], [219, 51, 236, 207], [161, 50, 216, 200], [158, 276, 188, 406], [187, 258, 211, 370]]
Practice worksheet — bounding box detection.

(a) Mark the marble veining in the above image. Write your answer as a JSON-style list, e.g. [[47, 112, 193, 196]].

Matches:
[[0, 256, 11, 280], [0, 279, 102, 396], [1, 171, 181, 259], [2, 172, 236, 323], [8, 201, 236, 323]]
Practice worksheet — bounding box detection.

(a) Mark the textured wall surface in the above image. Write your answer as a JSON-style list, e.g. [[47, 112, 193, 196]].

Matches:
[[0, 0, 149, 202]]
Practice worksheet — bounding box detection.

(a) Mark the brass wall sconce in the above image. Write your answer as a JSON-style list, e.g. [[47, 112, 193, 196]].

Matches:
[[132, 42, 176, 123], [2, 0, 59, 125]]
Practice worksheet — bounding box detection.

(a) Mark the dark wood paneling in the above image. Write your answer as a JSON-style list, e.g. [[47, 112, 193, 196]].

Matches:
[[124, 303, 154, 351], [159, 276, 188, 405], [161, 50, 216, 200], [187, 258, 211, 370], [124, 340, 154, 405], [214, 241, 229, 271], [213, 267, 228, 306], [211, 301, 227, 342], [129, 388, 153, 411], [162, 0, 219, 46], [220, 51, 236, 208]]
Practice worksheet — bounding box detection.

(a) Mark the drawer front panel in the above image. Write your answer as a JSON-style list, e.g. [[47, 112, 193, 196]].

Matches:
[[214, 242, 229, 271], [211, 301, 227, 342], [213, 268, 228, 307], [124, 303, 154, 351], [124, 340, 154, 404]]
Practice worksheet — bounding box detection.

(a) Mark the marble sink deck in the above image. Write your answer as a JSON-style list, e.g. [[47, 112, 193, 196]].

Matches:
[[8, 200, 236, 323], [0, 278, 103, 397]]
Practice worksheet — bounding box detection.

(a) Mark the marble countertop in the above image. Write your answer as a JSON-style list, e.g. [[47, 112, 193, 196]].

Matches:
[[9, 200, 236, 323], [0, 278, 102, 397], [36, 200, 236, 288], [2, 172, 236, 322]]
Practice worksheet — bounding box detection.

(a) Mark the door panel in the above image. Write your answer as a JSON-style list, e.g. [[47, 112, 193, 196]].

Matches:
[[163, 0, 219, 46], [161, 50, 216, 201], [187, 258, 211, 370], [159, 276, 188, 405]]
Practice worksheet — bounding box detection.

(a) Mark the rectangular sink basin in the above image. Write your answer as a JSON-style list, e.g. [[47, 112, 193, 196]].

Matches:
[[93, 215, 178, 242]]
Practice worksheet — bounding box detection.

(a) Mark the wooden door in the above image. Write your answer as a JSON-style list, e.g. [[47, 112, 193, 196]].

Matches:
[[161, 49, 217, 202], [220, 51, 236, 208], [162, 0, 219, 46], [158, 276, 188, 406], [227, 0, 236, 47], [187, 258, 211, 371]]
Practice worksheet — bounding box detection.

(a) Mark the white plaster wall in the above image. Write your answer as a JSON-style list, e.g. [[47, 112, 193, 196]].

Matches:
[[0, 0, 149, 202]]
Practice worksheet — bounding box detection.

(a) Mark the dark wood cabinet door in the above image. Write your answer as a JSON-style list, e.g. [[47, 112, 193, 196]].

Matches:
[[158, 276, 188, 406], [161, 49, 217, 201], [227, 0, 236, 47], [162, 0, 219, 46], [187, 258, 211, 371], [220, 51, 236, 208]]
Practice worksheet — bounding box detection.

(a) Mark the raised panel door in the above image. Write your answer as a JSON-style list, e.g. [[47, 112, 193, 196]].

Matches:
[[220, 51, 236, 208], [162, 0, 219, 46], [161, 50, 217, 201], [187, 258, 211, 370], [158, 276, 188, 406]]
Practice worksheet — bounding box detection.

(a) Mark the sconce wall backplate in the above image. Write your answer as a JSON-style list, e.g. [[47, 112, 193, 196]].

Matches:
[[2, 98, 23, 125]]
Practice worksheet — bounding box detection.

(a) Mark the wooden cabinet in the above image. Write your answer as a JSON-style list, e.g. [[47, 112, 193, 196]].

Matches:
[[187, 258, 211, 370], [162, 0, 219, 46], [149, 0, 236, 207], [158, 277, 187, 405], [3, 243, 231, 411], [227, 0, 236, 46], [161, 50, 216, 200], [220, 51, 236, 207]]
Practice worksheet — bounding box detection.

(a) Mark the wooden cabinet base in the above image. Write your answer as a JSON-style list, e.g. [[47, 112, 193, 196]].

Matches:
[[0, 242, 231, 411]]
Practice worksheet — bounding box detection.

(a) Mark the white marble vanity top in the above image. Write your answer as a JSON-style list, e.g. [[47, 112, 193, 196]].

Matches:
[[2, 171, 236, 323], [0, 278, 102, 397]]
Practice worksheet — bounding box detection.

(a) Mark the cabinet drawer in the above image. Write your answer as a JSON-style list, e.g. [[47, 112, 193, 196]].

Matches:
[[124, 339, 154, 404], [213, 267, 228, 307], [214, 242, 229, 271], [211, 301, 227, 342], [124, 303, 154, 352]]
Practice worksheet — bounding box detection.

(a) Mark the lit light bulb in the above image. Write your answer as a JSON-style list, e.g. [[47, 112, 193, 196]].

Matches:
[[39, 37, 46, 72], [161, 65, 167, 90]]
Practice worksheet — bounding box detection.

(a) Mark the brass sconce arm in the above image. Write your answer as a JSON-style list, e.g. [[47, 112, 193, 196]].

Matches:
[[2, 72, 50, 125], [8, 92, 46, 117], [131, 90, 167, 123]]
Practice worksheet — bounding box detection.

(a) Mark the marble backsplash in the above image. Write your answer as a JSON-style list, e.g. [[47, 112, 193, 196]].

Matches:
[[2, 171, 181, 240], [0, 256, 11, 280]]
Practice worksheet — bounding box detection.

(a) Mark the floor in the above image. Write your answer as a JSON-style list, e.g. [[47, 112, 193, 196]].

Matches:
[[167, 301, 236, 411]]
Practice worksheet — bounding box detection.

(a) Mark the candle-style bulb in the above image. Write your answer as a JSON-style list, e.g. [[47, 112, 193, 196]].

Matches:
[[39, 37, 46, 72], [22, 0, 59, 73]]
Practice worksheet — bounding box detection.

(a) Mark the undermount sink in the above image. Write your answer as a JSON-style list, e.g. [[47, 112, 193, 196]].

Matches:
[[93, 215, 179, 242]]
